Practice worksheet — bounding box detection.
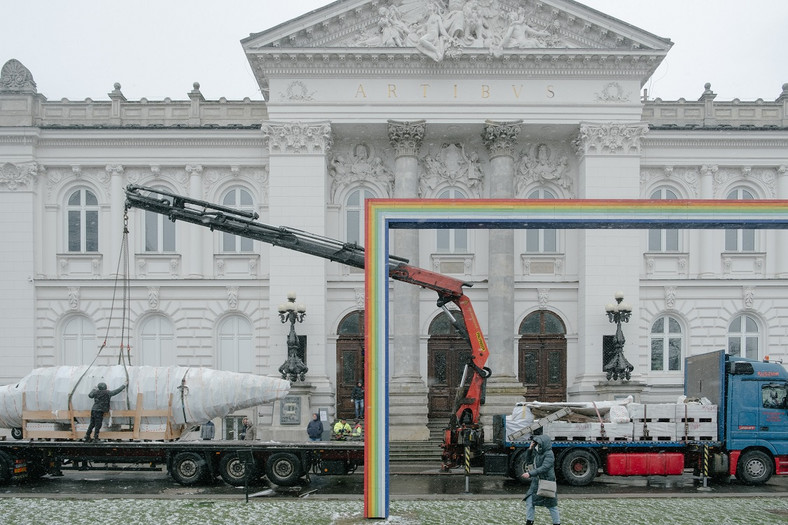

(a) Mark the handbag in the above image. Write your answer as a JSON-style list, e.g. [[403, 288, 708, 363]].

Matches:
[[536, 479, 557, 498]]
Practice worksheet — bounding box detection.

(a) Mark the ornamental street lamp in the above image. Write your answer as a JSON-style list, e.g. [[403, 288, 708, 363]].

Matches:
[[277, 291, 308, 382], [604, 291, 634, 381]]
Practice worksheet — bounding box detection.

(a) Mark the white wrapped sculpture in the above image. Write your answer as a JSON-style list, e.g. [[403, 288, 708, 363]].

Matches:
[[0, 366, 291, 432]]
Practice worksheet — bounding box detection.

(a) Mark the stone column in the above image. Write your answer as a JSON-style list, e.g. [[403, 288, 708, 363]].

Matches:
[[185, 165, 204, 278], [387, 120, 430, 441], [259, 121, 333, 441], [775, 166, 788, 277], [106, 165, 125, 277], [480, 120, 524, 426], [697, 165, 717, 278]]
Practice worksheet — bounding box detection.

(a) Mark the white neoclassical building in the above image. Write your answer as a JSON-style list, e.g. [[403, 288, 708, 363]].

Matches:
[[1, 0, 787, 442]]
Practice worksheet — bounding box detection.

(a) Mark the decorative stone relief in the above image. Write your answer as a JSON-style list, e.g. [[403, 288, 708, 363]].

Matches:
[[355, 1, 564, 62], [537, 288, 549, 308], [482, 120, 521, 158], [279, 80, 315, 101], [743, 286, 755, 309], [67, 287, 80, 310], [515, 142, 571, 195], [574, 123, 648, 156], [227, 286, 239, 310], [261, 121, 332, 155], [664, 286, 676, 310], [420, 143, 482, 197], [147, 286, 160, 311], [0, 59, 37, 93], [639, 167, 699, 198], [0, 162, 37, 190], [388, 120, 426, 157], [354, 287, 365, 310], [595, 82, 630, 103], [329, 143, 394, 199]]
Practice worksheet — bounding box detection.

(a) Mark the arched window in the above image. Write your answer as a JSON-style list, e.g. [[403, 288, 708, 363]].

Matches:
[[725, 188, 755, 252], [650, 315, 682, 371], [436, 188, 468, 253], [525, 188, 557, 253], [62, 316, 97, 365], [138, 315, 175, 366], [144, 187, 176, 252], [218, 315, 253, 373], [346, 188, 376, 246], [66, 188, 99, 252], [648, 188, 679, 252], [221, 188, 255, 253], [728, 314, 759, 359]]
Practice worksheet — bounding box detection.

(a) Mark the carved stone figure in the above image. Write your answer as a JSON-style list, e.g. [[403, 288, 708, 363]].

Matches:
[[516, 143, 571, 194], [419, 143, 483, 197]]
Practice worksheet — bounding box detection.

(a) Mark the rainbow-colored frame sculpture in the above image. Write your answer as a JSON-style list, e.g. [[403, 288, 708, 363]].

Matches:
[[363, 198, 788, 519]]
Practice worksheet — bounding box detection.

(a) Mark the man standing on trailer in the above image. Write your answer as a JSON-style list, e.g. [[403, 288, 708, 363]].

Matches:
[[84, 381, 127, 442]]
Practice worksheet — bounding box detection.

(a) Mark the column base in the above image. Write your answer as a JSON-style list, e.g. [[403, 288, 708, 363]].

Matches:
[[389, 376, 430, 441]]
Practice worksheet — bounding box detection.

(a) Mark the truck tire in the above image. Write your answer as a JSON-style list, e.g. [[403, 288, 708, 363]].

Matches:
[[0, 450, 12, 484], [560, 449, 598, 486], [219, 453, 256, 487], [265, 452, 302, 486], [171, 452, 208, 486], [736, 450, 773, 485], [10, 428, 22, 440], [510, 451, 531, 483]]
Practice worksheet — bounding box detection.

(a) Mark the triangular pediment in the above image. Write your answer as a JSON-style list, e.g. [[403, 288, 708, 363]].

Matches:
[[244, 0, 671, 57], [243, 0, 672, 98]]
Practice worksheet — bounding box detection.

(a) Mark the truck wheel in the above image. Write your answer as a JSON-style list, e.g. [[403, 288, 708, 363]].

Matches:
[[265, 452, 302, 486], [0, 451, 12, 484], [510, 451, 530, 483], [10, 428, 23, 440], [219, 453, 256, 487], [171, 452, 207, 486], [560, 449, 598, 486], [737, 450, 773, 485]]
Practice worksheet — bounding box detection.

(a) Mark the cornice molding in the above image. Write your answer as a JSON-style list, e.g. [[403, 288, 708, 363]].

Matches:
[[642, 136, 788, 149], [35, 137, 265, 148]]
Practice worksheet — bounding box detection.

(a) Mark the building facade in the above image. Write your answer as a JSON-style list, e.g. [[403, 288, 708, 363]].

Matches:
[[1, 0, 787, 441]]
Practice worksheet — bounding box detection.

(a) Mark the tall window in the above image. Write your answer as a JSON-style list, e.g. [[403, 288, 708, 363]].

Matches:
[[67, 188, 99, 252], [648, 188, 679, 252], [218, 315, 253, 373], [221, 188, 255, 253], [62, 316, 97, 365], [728, 314, 759, 360], [725, 188, 755, 252], [346, 188, 375, 246], [139, 315, 175, 366], [650, 315, 682, 371], [436, 188, 468, 253], [144, 187, 176, 252], [525, 188, 557, 253]]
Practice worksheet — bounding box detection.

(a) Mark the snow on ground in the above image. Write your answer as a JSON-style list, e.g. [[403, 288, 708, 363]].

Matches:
[[1, 497, 787, 524]]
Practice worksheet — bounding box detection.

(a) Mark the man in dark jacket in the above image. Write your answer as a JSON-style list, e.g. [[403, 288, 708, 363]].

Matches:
[[521, 434, 560, 525], [84, 381, 127, 442], [351, 381, 364, 419], [306, 412, 323, 441]]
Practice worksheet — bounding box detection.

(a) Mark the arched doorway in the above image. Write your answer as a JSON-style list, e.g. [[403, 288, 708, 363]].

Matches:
[[518, 310, 567, 402], [427, 311, 471, 420], [336, 311, 364, 419]]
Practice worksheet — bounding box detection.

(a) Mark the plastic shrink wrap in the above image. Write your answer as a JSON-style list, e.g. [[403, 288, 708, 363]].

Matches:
[[0, 365, 291, 428]]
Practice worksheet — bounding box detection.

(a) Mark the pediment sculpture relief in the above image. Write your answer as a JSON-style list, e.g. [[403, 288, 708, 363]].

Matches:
[[356, 0, 562, 61]]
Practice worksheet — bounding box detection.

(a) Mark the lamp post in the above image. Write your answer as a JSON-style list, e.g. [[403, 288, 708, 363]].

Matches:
[[277, 291, 308, 382], [604, 291, 634, 381]]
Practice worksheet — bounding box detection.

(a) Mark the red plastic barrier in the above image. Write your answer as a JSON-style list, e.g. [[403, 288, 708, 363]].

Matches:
[[606, 453, 685, 476]]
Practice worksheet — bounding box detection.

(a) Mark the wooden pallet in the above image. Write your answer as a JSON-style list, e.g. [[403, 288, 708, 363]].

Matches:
[[21, 392, 183, 441]]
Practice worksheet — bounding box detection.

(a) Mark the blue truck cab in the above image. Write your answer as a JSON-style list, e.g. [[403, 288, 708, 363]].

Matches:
[[686, 349, 788, 483]]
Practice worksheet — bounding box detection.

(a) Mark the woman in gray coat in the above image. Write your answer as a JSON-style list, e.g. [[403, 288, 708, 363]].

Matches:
[[520, 434, 560, 525]]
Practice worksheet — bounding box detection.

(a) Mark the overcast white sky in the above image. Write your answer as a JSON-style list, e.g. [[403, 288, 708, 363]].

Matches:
[[2, 0, 786, 102]]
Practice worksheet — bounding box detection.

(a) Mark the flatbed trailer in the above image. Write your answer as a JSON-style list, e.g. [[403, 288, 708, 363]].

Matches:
[[0, 438, 363, 487]]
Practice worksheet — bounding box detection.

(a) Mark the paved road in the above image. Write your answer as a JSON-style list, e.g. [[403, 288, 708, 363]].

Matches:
[[2, 463, 787, 500]]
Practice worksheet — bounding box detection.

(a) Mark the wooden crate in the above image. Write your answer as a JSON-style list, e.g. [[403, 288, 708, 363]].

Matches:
[[21, 392, 183, 441]]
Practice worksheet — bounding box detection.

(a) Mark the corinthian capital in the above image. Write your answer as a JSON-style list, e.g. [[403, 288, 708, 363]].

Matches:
[[387, 120, 426, 157], [261, 121, 333, 154], [573, 122, 648, 156], [482, 120, 522, 159]]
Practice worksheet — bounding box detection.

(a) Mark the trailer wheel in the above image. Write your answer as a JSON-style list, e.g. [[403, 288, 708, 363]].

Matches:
[[171, 452, 207, 486], [560, 449, 598, 486], [0, 451, 12, 484], [219, 453, 256, 487], [737, 450, 773, 485], [10, 428, 22, 440], [266, 452, 302, 486]]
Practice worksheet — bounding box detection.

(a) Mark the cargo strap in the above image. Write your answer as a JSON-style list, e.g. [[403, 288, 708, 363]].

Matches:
[[591, 402, 606, 439]]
